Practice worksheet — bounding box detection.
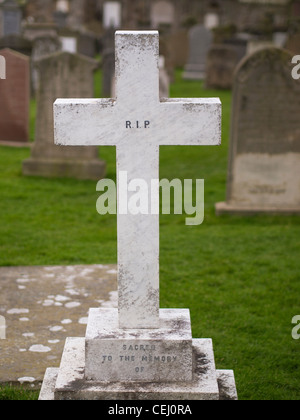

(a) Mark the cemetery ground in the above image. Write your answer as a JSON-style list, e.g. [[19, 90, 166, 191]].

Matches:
[[0, 69, 299, 400]]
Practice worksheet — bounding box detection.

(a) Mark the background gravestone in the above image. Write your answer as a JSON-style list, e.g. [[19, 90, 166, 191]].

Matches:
[[31, 35, 62, 94], [205, 44, 240, 90], [23, 51, 106, 180], [150, 0, 175, 29], [183, 24, 212, 80], [103, 1, 122, 29], [216, 48, 300, 215], [0, 34, 32, 56], [0, 0, 22, 37], [0, 48, 30, 143]]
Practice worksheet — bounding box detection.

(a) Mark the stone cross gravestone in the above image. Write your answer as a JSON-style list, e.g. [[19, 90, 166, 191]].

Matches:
[[23, 51, 106, 180], [0, 48, 29, 143], [39, 31, 237, 400], [216, 47, 300, 215]]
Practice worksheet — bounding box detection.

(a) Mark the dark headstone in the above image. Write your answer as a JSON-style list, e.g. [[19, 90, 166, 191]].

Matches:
[[0, 48, 29, 143]]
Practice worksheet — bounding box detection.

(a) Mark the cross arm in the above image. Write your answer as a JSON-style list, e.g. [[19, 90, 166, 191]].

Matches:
[[54, 98, 119, 146], [158, 98, 222, 146]]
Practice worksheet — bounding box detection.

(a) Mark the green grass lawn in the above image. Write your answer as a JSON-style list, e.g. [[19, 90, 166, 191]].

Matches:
[[0, 69, 299, 400]]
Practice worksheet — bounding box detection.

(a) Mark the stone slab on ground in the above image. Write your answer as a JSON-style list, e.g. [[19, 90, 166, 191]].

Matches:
[[0, 265, 117, 386]]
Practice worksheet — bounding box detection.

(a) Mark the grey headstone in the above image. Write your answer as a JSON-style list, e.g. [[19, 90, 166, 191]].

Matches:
[[23, 51, 106, 180], [31, 35, 62, 93], [216, 48, 300, 215], [183, 24, 213, 80], [0, 0, 22, 37]]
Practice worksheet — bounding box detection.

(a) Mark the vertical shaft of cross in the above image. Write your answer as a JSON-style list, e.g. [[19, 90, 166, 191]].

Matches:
[[117, 141, 160, 329], [115, 32, 160, 329]]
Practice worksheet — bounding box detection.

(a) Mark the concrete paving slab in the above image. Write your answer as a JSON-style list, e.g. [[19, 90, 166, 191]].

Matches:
[[0, 264, 117, 387]]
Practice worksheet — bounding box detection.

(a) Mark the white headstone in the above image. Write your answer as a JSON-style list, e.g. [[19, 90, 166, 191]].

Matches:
[[60, 36, 77, 53], [56, 0, 69, 12], [103, 1, 121, 29], [204, 13, 219, 30], [150, 0, 175, 28]]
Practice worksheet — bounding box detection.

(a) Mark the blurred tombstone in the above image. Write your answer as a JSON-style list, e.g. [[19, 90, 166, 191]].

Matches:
[[273, 32, 287, 48], [23, 52, 106, 180], [31, 35, 62, 93], [0, 48, 29, 143], [0, 34, 32, 56], [150, 0, 175, 29], [102, 27, 115, 97], [23, 23, 58, 42], [165, 30, 188, 68], [224, 37, 248, 62], [60, 36, 77, 53], [103, 1, 121, 29], [285, 33, 300, 54], [247, 40, 275, 55], [0, 0, 22, 37], [205, 45, 240, 90], [78, 32, 97, 58], [159, 55, 169, 98], [216, 48, 300, 215], [204, 13, 219, 30], [183, 24, 212, 80], [53, 0, 69, 28]]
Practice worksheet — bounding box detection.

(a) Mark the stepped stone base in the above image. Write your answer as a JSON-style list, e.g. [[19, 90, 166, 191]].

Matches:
[[39, 309, 238, 401]]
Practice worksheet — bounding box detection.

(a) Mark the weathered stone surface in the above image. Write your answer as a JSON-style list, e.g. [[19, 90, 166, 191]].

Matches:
[[40, 338, 228, 400], [216, 47, 300, 215], [22, 51, 106, 180], [54, 31, 221, 330], [0, 265, 117, 385], [85, 308, 193, 383], [39, 31, 236, 401], [39, 339, 238, 400]]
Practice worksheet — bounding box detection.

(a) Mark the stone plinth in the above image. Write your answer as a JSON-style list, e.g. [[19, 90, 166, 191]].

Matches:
[[39, 322, 238, 400], [85, 309, 193, 383]]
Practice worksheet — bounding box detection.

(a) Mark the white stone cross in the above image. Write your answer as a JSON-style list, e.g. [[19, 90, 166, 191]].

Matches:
[[54, 31, 221, 330]]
